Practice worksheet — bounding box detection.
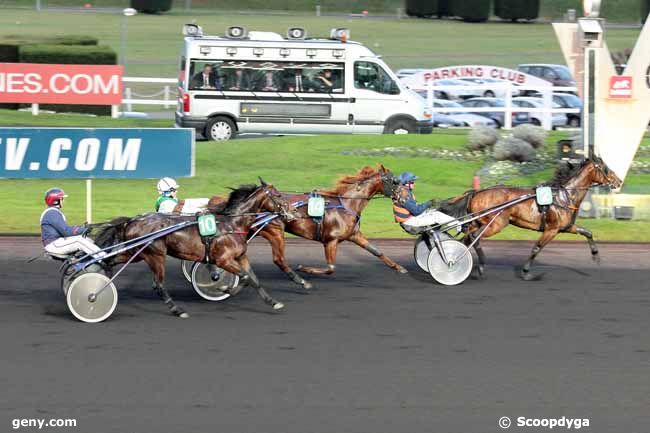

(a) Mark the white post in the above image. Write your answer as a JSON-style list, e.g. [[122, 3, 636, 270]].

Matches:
[[85, 179, 92, 223], [542, 86, 553, 130], [164, 85, 170, 109], [35, 0, 41, 11], [504, 83, 513, 130], [31, 103, 39, 116], [397, 7, 403, 19], [316, 5, 321, 16], [111, 105, 119, 118], [126, 87, 133, 112], [427, 79, 433, 110]]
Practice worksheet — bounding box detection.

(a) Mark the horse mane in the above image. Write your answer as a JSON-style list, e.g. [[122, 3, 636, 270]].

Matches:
[[91, 216, 133, 248], [321, 166, 379, 195], [218, 184, 259, 214], [545, 159, 591, 187]]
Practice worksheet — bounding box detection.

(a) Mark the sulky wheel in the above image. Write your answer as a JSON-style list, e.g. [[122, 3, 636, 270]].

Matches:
[[190, 262, 239, 302], [180, 260, 193, 283], [60, 263, 105, 296], [413, 232, 453, 272], [427, 239, 473, 286], [66, 272, 118, 323]]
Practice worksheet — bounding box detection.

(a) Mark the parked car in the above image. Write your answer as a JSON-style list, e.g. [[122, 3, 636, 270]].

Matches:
[[458, 77, 521, 98], [395, 68, 425, 79], [430, 98, 497, 128], [529, 92, 583, 127], [512, 97, 567, 129], [459, 97, 530, 128], [517, 64, 577, 94], [433, 79, 479, 100]]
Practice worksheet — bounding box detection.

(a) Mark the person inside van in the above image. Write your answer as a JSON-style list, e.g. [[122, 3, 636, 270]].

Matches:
[[190, 64, 220, 90], [285, 68, 311, 92], [225, 68, 251, 91], [257, 70, 281, 91], [314, 69, 341, 92]]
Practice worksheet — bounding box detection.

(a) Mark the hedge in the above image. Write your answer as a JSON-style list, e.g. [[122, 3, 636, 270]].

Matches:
[[643, 0, 649, 23], [131, 0, 172, 13], [405, 0, 438, 17], [19, 44, 118, 115], [494, 0, 540, 21], [0, 35, 98, 46], [450, 0, 490, 22], [437, 0, 450, 17]]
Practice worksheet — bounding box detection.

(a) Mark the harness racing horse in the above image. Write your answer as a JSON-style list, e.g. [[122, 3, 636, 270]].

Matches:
[[438, 158, 622, 280], [208, 165, 402, 289], [93, 182, 293, 318]]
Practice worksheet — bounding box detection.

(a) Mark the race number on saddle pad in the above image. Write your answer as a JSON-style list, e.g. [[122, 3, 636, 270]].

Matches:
[[307, 194, 325, 218], [535, 186, 553, 206], [197, 214, 219, 237]]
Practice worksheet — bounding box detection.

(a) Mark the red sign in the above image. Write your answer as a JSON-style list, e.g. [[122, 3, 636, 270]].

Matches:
[[609, 76, 633, 99], [0, 63, 123, 105]]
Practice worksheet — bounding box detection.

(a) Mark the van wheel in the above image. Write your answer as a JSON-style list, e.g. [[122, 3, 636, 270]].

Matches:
[[483, 90, 495, 97], [205, 117, 236, 141], [531, 118, 541, 126], [568, 116, 581, 127], [385, 119, 416, 135]]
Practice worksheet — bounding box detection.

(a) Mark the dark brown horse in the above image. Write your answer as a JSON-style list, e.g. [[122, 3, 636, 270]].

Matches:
[[208, 165, 402, 289], [94, 182, 293, 318], [436, 158, 622, 280]]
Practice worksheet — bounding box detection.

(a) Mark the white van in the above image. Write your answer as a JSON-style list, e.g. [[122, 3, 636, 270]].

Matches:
[[175, 25, 433, 141]]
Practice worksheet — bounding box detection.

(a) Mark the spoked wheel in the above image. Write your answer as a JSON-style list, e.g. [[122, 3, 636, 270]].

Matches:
[[66, 272, 118, 323], [190, 262, 239, 302], [413, 232, 453, 272], [181, 260, 193, 283], [427, 239, 473, 286]]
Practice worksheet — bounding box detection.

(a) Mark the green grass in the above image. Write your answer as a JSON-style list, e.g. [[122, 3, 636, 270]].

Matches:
[[0, 109, 170, 127], [0, 9, 644, 78], [3, 115, 649, 241]]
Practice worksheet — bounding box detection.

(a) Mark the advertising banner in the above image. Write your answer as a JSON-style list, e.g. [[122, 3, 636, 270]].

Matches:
[[0, 128, 194, 179], [0, 63, 123, 105]]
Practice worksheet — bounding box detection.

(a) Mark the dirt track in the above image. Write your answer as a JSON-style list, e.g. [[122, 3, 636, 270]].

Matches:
[[1, 237, 649, 433]]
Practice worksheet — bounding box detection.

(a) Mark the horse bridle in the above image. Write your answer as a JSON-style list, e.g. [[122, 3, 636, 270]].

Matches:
[[259, 184, 295, 221]]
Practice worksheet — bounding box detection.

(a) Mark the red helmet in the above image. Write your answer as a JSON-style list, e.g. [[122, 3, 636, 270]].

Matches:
[[44, 188, 67, 206]]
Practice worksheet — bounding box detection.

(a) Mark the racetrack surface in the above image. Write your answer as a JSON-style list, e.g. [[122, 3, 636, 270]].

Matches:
[[1, 237, 649, 433]]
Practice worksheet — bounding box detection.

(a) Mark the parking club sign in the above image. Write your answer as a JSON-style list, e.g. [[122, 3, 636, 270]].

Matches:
[[609, 76, 633, 99]]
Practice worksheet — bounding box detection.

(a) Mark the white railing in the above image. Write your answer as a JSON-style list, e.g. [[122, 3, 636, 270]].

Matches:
[[424, 81, 581, 130], [121, 76, 178, 112]]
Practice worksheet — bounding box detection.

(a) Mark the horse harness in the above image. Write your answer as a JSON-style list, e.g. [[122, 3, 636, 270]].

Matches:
[[292, 195, 360, 241]]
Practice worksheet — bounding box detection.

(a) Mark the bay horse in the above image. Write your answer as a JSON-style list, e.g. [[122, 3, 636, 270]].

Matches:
[[436, 158, 622, 280], [208, 165, 402, 289], [93, 182, 293, 318]]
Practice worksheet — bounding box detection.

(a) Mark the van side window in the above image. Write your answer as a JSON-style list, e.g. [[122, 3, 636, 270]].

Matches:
[[189, 59, 344, 93], [354, 61, 400, 95]]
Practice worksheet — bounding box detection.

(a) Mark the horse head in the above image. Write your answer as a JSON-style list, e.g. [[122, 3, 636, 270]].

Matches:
[[256, 182, 296, 221], [378, 164, 398, 197], [587, 157, 623, 189]]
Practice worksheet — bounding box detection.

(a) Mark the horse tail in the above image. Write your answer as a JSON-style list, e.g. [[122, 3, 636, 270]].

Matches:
[[436, 190, 476, 218], [92, 216, 132, 248]]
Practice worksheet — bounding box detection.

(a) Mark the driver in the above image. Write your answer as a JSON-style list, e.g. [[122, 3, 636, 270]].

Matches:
[[155, 177, 210, 214], [40, 187, 105, 258], [392, 172, 456, 229]]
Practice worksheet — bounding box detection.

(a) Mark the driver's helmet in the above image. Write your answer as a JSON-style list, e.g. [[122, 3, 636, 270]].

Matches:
[[398, 172, 418, 185], [157, 177, 179, 196], [44, 187, 68, 207]]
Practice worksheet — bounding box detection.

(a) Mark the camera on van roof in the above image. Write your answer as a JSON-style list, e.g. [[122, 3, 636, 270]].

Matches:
[[226, 26, 248, 39], [330, 28, 350, 42], [183, 24, 203, 37], [287, 28, 307, 40]]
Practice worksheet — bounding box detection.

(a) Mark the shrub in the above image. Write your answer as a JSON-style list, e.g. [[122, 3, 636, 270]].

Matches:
[[468, 126, 500, 150], [0, 35, 98, 46], [493, 137, 535, 162], [131, 0, 173, 13], [643, 0, 649, 23], [450, 0, 490, 22], [405, 0, 438, 17], [494, 0, 540, 21], [512, 124, 547, 149], [437, 0, 451, 17]]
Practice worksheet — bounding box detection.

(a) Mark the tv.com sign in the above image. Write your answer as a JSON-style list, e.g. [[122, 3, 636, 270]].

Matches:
[[0, 128, 194, 179], [0, 63, 122, 105]]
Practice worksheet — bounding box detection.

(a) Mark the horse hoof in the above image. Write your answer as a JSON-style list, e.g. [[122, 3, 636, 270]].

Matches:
[[520, 271, 534, 281], [397, 266, 408, 274], [592, 254, 601, 264], [297, 265, 305, 272], [302, 280, 313, 290], [273, 302, 285, 310]]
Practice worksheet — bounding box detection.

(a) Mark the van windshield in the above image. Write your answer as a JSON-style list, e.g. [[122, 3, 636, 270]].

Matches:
[[354, 61, 400, 95], [188, 59, 344, 93]]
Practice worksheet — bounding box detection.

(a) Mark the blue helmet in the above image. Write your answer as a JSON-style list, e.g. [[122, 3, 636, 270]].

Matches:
[[398, 172, 418, 184]]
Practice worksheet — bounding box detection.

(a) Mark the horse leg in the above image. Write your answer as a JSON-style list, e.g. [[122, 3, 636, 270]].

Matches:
[[347, 231, 407, 274], [234, 255, 284, 310], [144, 254, 188, 318], [464, 233, 487, 277], [521, 228, 559, 281], [564, 224, 600, 264], [262, 230, 312, 290], [297, 239, 338, 275]]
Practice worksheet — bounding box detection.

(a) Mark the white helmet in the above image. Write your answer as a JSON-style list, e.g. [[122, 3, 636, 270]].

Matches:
[[157, 177, 179, 195]]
